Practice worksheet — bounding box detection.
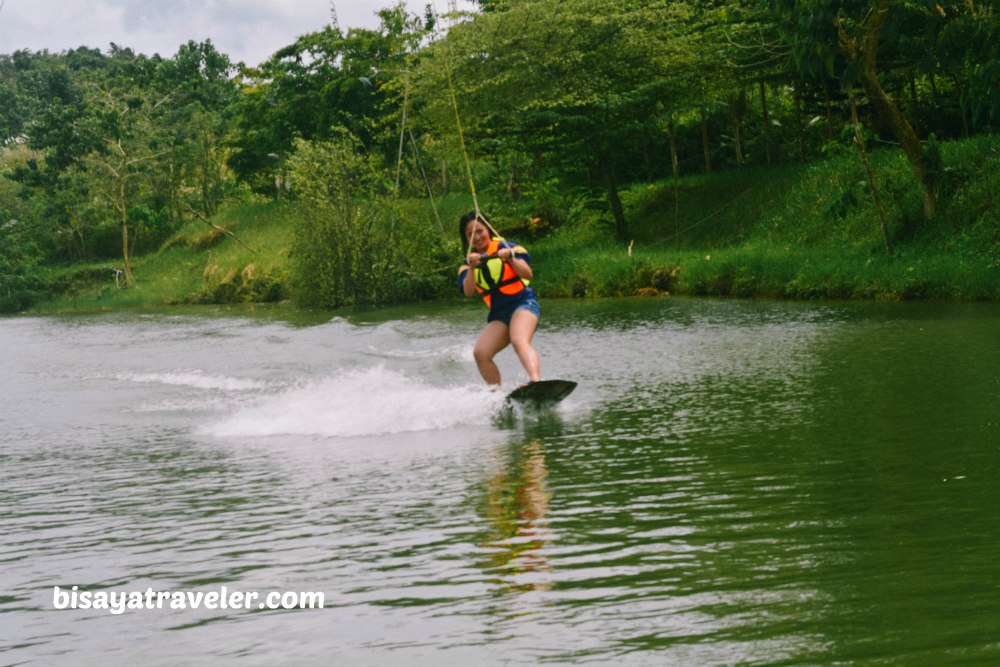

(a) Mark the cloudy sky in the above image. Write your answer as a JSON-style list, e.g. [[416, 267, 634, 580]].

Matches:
[[0, 0, 473, 66]]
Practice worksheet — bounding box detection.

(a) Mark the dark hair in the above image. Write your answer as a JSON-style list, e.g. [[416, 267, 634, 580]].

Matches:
[[459, 210, 492, 245]]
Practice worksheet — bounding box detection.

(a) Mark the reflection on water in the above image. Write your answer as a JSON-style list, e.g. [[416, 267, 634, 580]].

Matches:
[[482, 438, 555, 599], [2, 299, 999, 666]]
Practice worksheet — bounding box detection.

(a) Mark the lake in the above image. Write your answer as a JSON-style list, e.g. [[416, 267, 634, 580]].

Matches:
[[2, 297, 999, 666]]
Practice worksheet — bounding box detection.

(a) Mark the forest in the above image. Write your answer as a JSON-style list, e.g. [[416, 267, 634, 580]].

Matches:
[[2, 0, 999, 313]]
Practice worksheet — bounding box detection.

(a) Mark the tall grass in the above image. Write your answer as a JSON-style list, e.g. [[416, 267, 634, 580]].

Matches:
[[28, 134, 1000, 311], [35, 202, 297, 310], [536, 134, 1000, 301]]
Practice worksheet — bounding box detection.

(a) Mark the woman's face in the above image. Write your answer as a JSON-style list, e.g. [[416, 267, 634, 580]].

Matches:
[[466, 221, 491, 253]]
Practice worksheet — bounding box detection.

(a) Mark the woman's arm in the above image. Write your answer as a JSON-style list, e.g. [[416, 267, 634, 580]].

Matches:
[[462, 253, 481, 296], [497, 247, 533, 281]]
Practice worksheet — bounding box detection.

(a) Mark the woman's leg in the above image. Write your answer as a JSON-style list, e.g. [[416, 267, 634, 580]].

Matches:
[[473, 320, 510, 385], [509, 309, 541, 382]]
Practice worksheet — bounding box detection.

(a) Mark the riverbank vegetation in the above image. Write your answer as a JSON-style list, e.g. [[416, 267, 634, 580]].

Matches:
[[3, 0, 999, 313]]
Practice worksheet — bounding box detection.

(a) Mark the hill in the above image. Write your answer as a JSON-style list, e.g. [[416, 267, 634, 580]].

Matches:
[[25, 134, 1000, 312]]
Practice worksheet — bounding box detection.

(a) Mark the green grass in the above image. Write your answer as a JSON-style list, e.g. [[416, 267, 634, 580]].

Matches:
[[533, 133, 1000, 301], [534, 240, 1000, 301], [27, 133, 1000, 312], [34, 202, 298, 311]]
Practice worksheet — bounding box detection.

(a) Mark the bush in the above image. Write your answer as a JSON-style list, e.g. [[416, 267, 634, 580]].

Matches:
[[0, 215, 47, 312], [287, 129, 451, 308]]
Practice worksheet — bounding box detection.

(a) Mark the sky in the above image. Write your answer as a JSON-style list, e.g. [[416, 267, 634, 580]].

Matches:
[[0, 0, 475, 66]]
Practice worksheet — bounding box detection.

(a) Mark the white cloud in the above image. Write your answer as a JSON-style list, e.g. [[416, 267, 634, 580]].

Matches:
[[0, 0, 468, 65]]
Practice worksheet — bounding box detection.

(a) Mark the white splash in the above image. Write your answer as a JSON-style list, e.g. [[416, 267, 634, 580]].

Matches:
[[115, 371, 268, 392], [202, 367, 504, 439]]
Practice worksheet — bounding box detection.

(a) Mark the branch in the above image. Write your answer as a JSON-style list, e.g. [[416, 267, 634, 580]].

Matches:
[[185, 205, 258, 254]]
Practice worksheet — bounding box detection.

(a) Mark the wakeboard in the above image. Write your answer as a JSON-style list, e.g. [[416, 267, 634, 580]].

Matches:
[[506, 379, 577, 404]]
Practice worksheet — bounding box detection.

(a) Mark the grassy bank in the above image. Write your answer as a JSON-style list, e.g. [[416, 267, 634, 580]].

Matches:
[[535, 242, 998, 301], [35, 202, 298, 311], [30, 134, 1000, 312], [535, 133, 1000, 301]]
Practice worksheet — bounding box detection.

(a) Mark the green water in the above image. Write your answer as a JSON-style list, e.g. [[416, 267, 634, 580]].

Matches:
[[2, 297, 998, 665]]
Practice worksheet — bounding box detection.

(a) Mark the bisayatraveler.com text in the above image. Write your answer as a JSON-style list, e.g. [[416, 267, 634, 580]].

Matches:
[[53, 585, 324, 615]]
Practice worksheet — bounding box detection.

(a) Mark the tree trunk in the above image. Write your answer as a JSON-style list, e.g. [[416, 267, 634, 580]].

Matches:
[[852, 0, 936, 218], [729, 94, 743, 168], [668, 118, 680, 247], [668, 118, 679, 182], [907, 71, 920, 134], [759, 80, 772, 166], [849, 88, 893, 257], [601, 157, 628, 242], [794, 83, 807, 161], [700, 107, 711, 173], [119, 174, 133, 286], [823, 83, 835, 141]]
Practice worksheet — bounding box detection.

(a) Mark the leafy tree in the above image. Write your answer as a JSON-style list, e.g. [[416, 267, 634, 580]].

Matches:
[[76, 80, 172, 284], [0, 214, 45, 312], [287, 128, 448, 308], [7, 43, 244, 273], [155, 41, 240, 219], [11, 48, 175, 279], [413, 0, 709, 240], [931, 2, 1000, 128], [0, 49, 82, 141], [226, 3, 430, 194], [766, 0, 998, 219]]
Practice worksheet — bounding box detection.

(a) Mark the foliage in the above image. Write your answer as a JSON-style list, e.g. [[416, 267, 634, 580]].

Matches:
[[225, 3, 430, 194], [3, 0, 1000, 310], [287, 130, 450, 308], [536, 134, 1000, 300], [0, 214, 47, 312], [4, 42, 243, 283], [412, 0, 716, 240], [766, 0, 1000, 220]]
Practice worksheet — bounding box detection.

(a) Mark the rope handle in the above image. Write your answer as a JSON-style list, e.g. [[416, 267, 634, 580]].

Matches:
[[466, 247, 521, 264]]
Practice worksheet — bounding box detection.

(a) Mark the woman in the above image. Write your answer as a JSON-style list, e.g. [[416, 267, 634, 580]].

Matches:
[[458, 211, 541, 386]]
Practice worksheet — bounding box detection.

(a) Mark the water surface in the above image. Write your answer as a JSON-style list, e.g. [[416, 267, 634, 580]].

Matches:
[[2, 298, 999, 666]]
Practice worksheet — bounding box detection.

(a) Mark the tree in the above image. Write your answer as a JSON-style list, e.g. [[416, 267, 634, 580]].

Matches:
[[11, 48, 176, 280], [0, 49, 82, 141], [156, 41, 240, 219], [77, 81, 171, 285], [287, 128, 448, 308], [931, 1, 1000, 129], [0, 214, 45, 312], [767, 0, 998, 219], [226, 3, 430, 194], [413, 0, 706, 241]]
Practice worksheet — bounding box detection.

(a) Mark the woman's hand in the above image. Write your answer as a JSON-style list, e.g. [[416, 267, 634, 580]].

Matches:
[[467, 252, 482, 268]]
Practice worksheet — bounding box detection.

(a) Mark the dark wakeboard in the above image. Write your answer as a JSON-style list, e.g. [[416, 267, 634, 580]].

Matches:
[[506, 379, 577, 404]]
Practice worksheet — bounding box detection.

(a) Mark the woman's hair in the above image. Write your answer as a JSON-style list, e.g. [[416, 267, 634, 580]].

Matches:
[[459, 210, 479, 244]]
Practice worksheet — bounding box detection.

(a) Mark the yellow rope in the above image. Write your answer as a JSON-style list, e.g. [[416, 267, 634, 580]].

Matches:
[[431, 1, 496, 256], [444, 58, 479, 221]]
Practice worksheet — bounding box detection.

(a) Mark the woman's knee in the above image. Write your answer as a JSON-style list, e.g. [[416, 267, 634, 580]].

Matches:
[[473, 343, 495, 364], [508, 319, 536, 351], [475, 322, 509, 362], [509, 334, 535, 356]]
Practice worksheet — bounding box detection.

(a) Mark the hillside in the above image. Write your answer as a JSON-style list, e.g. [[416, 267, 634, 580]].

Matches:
[[28, 134, 1000, 312]]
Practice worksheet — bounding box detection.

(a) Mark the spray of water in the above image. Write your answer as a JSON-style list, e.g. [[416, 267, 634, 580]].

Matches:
[[203, 367, 506, 438]]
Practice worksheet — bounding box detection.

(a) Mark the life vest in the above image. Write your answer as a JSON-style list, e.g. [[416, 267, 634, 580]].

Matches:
[[473, 239, 529, 308]]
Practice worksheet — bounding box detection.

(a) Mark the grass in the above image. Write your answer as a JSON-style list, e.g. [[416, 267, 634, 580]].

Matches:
[[26, 133, 1000, 312], [535, 239, 1000, 301], [34, 202, 298, 311], [532, 133, 1000, 301]]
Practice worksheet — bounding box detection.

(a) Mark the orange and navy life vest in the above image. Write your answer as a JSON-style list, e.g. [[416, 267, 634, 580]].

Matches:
[[464, 238, 530, 308]]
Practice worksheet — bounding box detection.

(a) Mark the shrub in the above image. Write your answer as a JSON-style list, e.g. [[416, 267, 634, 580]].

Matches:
[[286, 129, 451, 309]]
